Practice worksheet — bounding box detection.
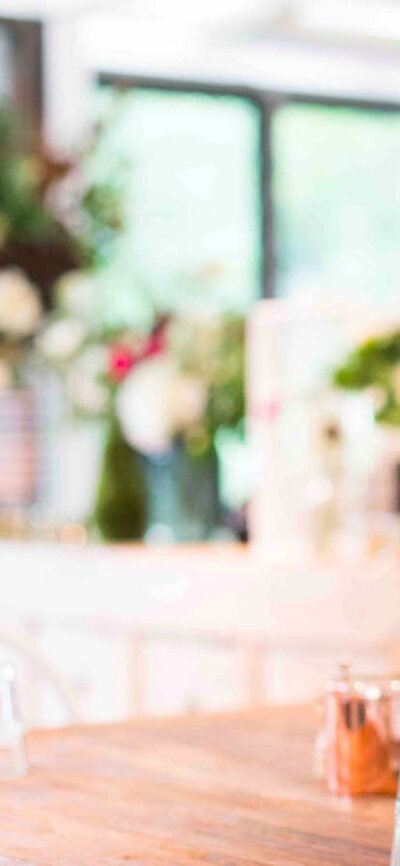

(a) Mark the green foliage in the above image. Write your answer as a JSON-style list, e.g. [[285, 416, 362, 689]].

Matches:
[[0, 109, 125, 274], [0, 113, 59, 245], [172, 314, 245, 458], [333, 329, 400, 425], [76, 112, 127, 270], [93, 414, 148, 540], [79, 180, 124, 269], [206, 316, 245, 433]]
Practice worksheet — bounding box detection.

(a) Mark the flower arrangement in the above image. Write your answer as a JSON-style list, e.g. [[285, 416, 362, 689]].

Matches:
[[0, 109, 124, 306], [0, 107, 125, 393], [37, 274, 244, 540], [0, 267, 42, 389], [333, 328, 400, 425], [0, 108, 246, 540], [37, 277, 244, 458]]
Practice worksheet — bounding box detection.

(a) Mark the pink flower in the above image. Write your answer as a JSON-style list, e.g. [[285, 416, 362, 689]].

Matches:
[[108, 343, 136, 383]]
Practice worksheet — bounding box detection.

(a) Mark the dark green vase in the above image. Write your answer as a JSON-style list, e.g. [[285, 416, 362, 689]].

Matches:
[[93, 414, 148, 541]]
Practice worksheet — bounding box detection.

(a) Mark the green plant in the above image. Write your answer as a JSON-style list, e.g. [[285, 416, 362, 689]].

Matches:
[[0, 108, 125, 274], [172, 314, 245, 458], [0, 113, 61, 245], [333, 330, 400, 424]]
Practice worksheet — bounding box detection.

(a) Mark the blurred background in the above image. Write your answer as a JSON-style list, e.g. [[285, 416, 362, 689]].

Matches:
[[1, 0, 400, 727]]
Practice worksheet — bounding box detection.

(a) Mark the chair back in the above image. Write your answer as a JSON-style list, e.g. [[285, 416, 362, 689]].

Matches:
[[0, 626, 78, 727]]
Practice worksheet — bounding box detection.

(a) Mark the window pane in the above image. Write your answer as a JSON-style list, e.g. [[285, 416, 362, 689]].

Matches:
[[91, 85, 263, 326], [273, 103, 400, 302]]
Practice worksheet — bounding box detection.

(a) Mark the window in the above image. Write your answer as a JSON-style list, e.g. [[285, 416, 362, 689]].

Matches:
[[272, 101, 400, 302], [91, 81, 264, 325], [92, 84, 400, 312]]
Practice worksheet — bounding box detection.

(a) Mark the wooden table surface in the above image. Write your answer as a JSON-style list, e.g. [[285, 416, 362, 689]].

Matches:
[[0, 706, 395, 866]]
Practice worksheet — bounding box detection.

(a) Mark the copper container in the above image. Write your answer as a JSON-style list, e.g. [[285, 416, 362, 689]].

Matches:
[[325, 665, 398, 796]]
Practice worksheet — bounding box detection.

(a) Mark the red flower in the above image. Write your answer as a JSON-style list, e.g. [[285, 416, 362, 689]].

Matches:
[[144, 331, 165, 359], [108, 343, 136, 383], [143, 317, 168, 360]]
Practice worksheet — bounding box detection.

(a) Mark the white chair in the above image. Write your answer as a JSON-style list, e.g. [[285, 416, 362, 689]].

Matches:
[[0, 625, 78, 727]]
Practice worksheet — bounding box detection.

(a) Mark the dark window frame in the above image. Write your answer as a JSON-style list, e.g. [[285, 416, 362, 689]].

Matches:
[[99, 72, 400, 301], [0, 17, 43, 133]]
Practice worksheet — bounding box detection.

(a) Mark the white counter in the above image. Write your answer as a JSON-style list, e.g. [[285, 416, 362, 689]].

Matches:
[[0, 541, 399, 725]]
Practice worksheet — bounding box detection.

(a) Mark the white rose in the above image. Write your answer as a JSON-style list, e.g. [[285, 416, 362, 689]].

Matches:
[[0, 359, 11, 391], [55, 270, 95, 319], [169, 373, 207, 434], [37, 318, 86, 362], [117, 356, 174, 455], [66, 345, 109, 415], [0, 269, 42, 337]]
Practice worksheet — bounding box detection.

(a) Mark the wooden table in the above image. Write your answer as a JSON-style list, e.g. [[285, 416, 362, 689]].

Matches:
[[0, 706, 394, 865]]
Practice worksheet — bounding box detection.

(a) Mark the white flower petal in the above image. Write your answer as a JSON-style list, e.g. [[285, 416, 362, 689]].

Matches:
[[66, 344, 109, 415], [55, 270, 95, 319], [117, 356, 173, 455], [0, 268, 42, 337], [37, 318, 86, 362], [169, 373, 207, 433]]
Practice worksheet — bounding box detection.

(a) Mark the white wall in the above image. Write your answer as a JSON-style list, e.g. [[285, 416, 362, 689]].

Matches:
[[42, 16, 92, 150], [81, 14, 400, 102], [42, 11, 400, 149]]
